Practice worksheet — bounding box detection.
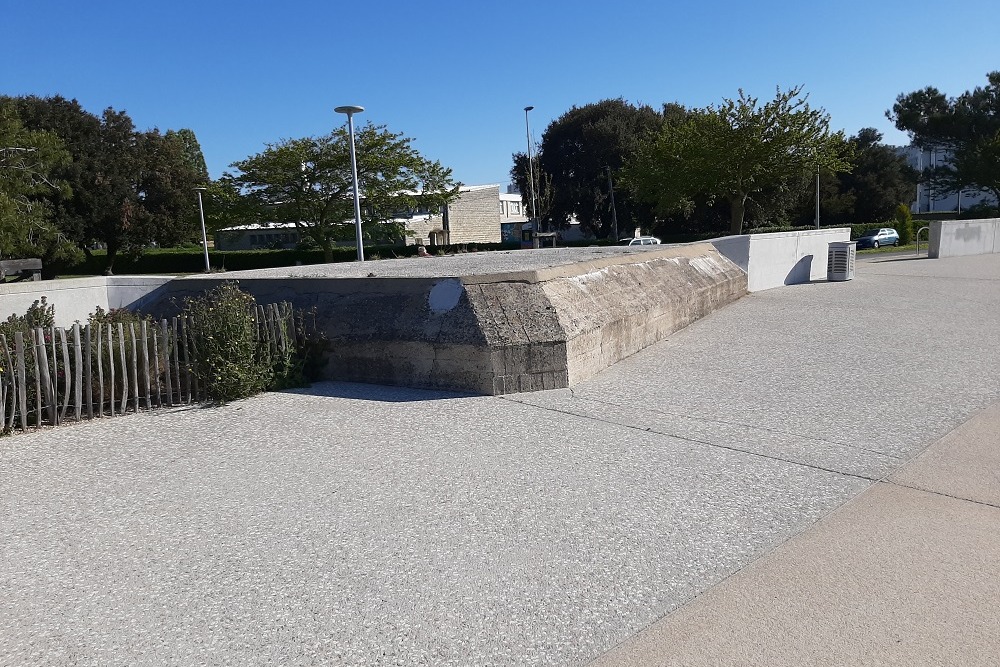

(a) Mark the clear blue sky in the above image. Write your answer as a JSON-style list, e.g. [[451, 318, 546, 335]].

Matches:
[[4, 0, 998, 186]]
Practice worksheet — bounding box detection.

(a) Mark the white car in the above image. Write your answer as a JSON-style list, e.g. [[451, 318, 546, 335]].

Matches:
[[619, 236, 661, 246]]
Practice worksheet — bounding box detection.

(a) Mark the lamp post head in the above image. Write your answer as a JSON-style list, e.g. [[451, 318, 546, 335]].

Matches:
[[194, 186, 207, 192], [524, 105, 534, 112], [335, 105, 365, 115]]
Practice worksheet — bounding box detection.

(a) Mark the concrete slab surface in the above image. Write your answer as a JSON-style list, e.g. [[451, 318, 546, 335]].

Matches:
[[891, 401, 1000, 506], [1, 254, 998, 666], [590, 403, 1000, 667]]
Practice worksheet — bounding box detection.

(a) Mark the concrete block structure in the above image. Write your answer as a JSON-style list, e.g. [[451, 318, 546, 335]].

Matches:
[[134, 244, 746, 395], [712, 228, 850, 292], [929, 218, 1000, 258]]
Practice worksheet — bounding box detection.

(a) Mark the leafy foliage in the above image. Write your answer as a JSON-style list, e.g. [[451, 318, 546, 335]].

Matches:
[[889, 71, 1000, 203], [0, 100, 78, 263], [628, 87, 852, 234], [788, 128, 917, 227], [2, 95, 207, 273], [183, 284, 271, 402], [893, 203, 914, 245], [229, 122, 459, 262], [182, 283, 324, 403], [520, 99, 662, 238]]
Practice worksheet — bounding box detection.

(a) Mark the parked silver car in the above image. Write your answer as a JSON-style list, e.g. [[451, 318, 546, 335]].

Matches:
[[855, 228, 900, 249], [619, 236, 661, 246]]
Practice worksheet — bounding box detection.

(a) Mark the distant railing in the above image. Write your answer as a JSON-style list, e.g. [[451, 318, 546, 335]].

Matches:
[[915, 226, 930, 256]]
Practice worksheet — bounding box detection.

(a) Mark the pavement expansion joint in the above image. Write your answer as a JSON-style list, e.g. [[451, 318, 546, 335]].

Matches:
[[567, 392, 900, 459], [882, 479, 1000, 511], [500, 393, 881, 483]]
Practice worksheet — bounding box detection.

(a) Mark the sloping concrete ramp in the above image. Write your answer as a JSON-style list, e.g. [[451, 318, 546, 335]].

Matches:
[[153, 244, 747, 395]]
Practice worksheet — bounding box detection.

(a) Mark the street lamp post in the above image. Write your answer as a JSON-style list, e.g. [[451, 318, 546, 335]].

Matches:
[[523, 106, 538, 233], [194, 187, 210, 272], [334, 105, 366, 262], [815, 164, 820, 229]]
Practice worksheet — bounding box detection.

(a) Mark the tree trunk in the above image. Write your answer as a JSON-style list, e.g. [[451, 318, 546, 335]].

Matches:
[[321, 241, 333, 264], [729, 196, 746, 235], [104, 244, 118, 276]]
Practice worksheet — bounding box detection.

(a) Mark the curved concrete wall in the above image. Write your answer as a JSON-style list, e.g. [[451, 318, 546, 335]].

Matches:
[[929, 219, 1000, 258], [0, 276, 172, 326]]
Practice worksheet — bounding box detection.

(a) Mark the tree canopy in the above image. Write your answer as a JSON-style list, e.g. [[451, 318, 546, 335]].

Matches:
[[889, 71, 1000, 203], [0, 100, 76, 262], [628, 87, 851, 234], [229, 122, 458, 262], [514, 99, 661, 238], [2, 95, 207, 272]]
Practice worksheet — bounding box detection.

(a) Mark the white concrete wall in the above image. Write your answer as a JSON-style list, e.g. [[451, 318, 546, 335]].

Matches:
[[709, 236, 750, 274], [0, 276, 172, 327], [712, 228, 850, 292], [929, 219, 1000, 258]]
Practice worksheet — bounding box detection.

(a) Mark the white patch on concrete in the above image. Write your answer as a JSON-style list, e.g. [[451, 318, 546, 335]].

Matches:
[[690, 256, 726, 276], [428, 279, 464, 314], [566, 267, 610, 293]]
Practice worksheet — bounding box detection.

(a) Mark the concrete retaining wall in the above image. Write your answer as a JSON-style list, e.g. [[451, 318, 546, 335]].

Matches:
[[0, 276, 173, 326], [711, 228, 850, 292], [929, 219, 1000, 258], [140, 244, 747, 395]]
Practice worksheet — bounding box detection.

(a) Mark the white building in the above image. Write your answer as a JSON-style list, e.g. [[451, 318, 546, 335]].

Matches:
[[897, 146, 998, 214]]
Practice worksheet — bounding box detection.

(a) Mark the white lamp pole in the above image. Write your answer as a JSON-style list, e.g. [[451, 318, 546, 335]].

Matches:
[[523, 106, 538, 233], [335, 105, 366, 262], [815, 165, 821, 229], [194, 187, 210, 272]]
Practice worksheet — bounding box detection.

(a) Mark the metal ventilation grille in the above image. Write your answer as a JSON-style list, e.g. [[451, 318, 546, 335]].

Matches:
[[827, 241, 856, 281]]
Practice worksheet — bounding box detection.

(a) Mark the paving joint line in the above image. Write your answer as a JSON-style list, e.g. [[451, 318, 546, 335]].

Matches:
[[560, 392, 900, 458], [500, 395, 880, 483], [880, 479, 1000, 511]]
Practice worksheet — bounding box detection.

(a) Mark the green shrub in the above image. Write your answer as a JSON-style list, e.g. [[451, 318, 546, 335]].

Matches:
[[181, 283, 325, 403], [1, 297, 55, 337], [893, 204, 914, 245], [183, 283, 272, 403]]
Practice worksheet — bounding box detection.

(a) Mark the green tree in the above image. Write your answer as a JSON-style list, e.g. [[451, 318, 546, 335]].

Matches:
[[0, 100, 78, 262], [889, 71, 1000, 204], [524, 99, 662, 238], [790, 128, 917, 227], [230, 122, 459, 262], [508, 152, 554, 229], [84, 117, 203, 273], [629, 86, 851, 234], [5, 96, 204, 272], [165, 128, 209, 183]]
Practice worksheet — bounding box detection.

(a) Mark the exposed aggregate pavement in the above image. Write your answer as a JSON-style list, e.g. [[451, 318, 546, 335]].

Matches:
[[1, 253, 998, 666]]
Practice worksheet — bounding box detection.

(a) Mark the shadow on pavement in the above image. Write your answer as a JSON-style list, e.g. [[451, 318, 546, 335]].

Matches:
[[283, 380, 476, 403]]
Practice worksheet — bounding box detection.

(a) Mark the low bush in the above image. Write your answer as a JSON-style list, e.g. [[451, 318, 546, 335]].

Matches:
[[182, 283, 326, 403], [893, 204, 914, 245]]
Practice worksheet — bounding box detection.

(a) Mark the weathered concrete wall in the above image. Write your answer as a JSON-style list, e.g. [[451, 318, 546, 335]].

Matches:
[[141, 244, 746, 394], [929, 218, 1000, 258], [0, 276, 172, 326], [712, 228, 850, 292]]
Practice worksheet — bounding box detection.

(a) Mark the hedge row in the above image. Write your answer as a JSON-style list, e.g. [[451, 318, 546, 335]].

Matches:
[[53, 242, 521, 276]]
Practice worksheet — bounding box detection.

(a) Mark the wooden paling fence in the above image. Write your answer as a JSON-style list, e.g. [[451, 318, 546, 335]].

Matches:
[[0, 303, 296, 434]]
